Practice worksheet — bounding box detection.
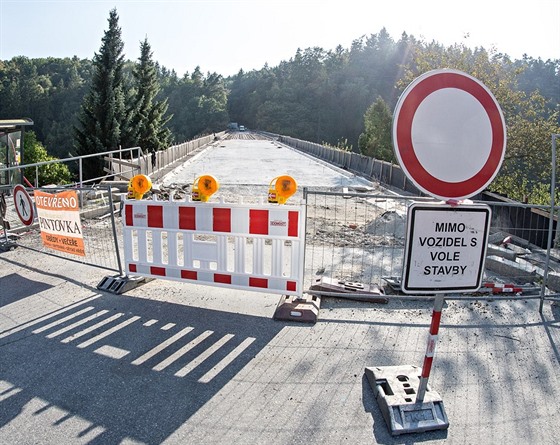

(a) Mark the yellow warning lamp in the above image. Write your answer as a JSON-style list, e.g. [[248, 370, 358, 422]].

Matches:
[[192, 175, 219, 202], [127, 174, 152, 200], [268, 175, 297, 204]]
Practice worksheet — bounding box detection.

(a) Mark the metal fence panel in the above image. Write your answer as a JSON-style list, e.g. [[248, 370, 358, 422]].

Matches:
[[7, 186, 123, 273], [304, 189, 559, 300]]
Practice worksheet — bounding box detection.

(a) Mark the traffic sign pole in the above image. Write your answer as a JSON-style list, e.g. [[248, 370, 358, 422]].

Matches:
[[366, 69, 505, 435], [417, 294, 445, 402]]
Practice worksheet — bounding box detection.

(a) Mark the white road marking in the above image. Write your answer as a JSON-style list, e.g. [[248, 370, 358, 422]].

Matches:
[[46, 310, 110, 338], [131, 326, 194, 365], [198, 337, 255, 383], [94, 345, 131, 359], [0, 295, 101, 339], [153, 330, 213, 371], [175, 334, 234, 377], [32, 307, 95, 334], [77, 316, 141, 349], [61, 313, 124, 344]]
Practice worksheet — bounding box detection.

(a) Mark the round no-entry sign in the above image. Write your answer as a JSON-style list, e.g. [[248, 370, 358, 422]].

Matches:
[[393, 69, 506, 200], [13, 184, 34, 226]]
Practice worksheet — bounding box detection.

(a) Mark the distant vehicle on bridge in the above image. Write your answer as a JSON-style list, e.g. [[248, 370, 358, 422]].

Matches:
[[239, 125, 246, 132]]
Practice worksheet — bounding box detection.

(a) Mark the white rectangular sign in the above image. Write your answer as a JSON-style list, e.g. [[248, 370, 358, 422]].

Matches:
[[402, 203, 491, 294]]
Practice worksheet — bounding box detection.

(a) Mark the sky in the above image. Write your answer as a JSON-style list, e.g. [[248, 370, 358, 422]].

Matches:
[[0, 0, 559, 78]]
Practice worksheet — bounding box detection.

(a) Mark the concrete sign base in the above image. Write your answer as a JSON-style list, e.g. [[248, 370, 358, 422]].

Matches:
[[273, 293, 320, 323], [364, 365, 449, 435]]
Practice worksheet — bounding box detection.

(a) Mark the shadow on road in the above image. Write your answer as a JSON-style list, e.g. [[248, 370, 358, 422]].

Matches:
[[0, 292, 283, 443], [0, 273, 53, 307]]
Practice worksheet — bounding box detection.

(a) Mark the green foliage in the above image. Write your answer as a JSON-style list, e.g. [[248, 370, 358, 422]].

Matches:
[[358, 97, 394, 162], [73, 8, 128, 180], [164, 69, 229, 141], [2, 21, 559, 203], [227, 30, 416, 149], [23, 131, 72, 186], [0, 56, 92, 158], [399, 42, 560, 204], [125, 38, 172, 152], [323, 138, 352, 152]]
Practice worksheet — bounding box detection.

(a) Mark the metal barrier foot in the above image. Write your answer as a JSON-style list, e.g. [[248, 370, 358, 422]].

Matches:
[[0, 239, 18, 252], [97, 275, 148, 295], [273, 293, 320, 323], [364, 365, 449, 436]]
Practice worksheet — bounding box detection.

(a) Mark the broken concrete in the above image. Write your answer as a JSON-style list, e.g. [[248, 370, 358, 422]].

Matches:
[[485, 255, 538, 284], [545, 271, 560, 293], [486, 244, 517, 262]]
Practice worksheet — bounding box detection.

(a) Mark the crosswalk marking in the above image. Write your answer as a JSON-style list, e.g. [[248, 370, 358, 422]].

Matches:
[[153, 330, 214, 371], [46, 310, 110, 339], [77, 316, 141, 349], [175, 334, 235, 377], [198, 337, 256, 383], [11, 302, 256, 383], [94, 345, 130, 359], [61, 313, 124, 344], [32, 307, 95, 334], [131, 326, 194, 365]]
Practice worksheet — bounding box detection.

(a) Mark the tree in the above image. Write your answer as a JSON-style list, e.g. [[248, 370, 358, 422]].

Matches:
[[23, 131, 72, 186], [166, 68, 228, 141], [400, 42, 560, 203], [73, 8, 128, 180], [125, 38, 172, 153], [358, 97, 394, 162]]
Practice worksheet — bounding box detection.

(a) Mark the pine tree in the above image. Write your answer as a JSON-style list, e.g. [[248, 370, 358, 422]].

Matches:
[[73, 8, 128, 180], [125, 38, 172, 156]]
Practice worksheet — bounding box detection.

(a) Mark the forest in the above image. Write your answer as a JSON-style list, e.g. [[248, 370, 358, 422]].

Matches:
[[0, 13, 559, 202]]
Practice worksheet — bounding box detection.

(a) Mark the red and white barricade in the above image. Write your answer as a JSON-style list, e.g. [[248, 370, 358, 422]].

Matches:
[[123, 198, 306, 296]]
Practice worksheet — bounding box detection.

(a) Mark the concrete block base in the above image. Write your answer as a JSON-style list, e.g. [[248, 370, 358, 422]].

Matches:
[[365, 365, 449, 435]]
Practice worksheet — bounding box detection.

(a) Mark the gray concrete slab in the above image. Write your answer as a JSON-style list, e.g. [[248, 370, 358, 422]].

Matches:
[[159, 137, 376, 199], [1, 247, 559, 445]]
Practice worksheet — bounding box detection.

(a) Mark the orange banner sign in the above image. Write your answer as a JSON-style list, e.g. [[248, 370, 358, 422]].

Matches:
[[35, 190, 86, 256]]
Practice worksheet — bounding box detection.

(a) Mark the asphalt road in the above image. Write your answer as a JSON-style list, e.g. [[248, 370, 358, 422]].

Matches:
[[1, 134, 559, 444]]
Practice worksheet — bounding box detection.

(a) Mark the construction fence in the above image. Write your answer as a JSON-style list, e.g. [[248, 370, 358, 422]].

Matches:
[[3, 185, 123, 274], [2, 131, 560, 310], [276, 134, 425, 196], [276, 133, 560, 248], [303, 188, 560, 306], [1, 132, 227, 276]]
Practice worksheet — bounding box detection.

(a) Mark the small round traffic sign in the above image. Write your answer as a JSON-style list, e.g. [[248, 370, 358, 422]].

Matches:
[[393, 69, 506, 200], [13, 184, 34, 226]]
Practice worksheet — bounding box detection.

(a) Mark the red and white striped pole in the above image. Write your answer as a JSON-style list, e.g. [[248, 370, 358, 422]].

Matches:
[[416, 294, 445, 402]]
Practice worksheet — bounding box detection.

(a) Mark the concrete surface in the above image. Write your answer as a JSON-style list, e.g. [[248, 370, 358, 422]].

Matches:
[[160, 137, 375, 197], [1, 248, 559, 445]]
